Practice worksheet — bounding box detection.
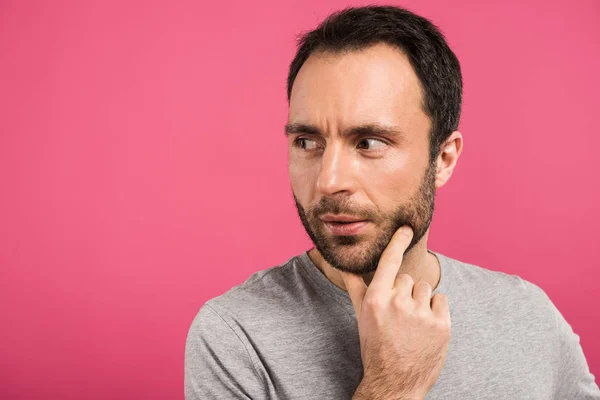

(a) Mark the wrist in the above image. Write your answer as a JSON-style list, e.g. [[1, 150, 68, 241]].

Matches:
[[353, 379, 425, 400]]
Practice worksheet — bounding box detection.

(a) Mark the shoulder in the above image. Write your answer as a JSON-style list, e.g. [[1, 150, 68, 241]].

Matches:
[[189, 252, 309, 332], [439, 252, 549, 297], [186, 253, 305, 360], [437, 252, 555, 324]]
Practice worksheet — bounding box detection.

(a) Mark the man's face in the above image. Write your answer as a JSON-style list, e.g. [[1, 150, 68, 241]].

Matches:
[[287, 43, 436, 275]]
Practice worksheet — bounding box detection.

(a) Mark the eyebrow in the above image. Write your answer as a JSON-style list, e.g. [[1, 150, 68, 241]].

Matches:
[[284, 122, 407, 140]]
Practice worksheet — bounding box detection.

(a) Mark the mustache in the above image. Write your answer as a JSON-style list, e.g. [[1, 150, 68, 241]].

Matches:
[[310, 198, 377, 220]]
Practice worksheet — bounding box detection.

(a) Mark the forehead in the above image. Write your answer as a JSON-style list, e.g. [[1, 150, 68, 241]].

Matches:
[[288, 43, 426, 128]]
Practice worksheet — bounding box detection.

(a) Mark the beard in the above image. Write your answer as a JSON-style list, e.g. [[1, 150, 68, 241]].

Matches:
[[293, 160, 437, 275]]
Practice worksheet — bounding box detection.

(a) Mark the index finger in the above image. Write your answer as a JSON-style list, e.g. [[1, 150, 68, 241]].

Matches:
[[369, 225, 413, 292]]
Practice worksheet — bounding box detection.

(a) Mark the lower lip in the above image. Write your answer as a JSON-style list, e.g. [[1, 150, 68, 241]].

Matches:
[[323, 221, 369, 236]]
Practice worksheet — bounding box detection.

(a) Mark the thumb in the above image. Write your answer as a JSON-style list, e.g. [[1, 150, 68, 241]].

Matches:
[[340, 271, 368, 319]]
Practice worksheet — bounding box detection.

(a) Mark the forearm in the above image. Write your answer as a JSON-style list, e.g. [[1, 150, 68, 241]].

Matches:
[[352, 379, 425, 400]]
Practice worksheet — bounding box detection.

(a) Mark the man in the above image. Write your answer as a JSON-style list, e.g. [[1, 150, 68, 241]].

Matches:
[[185, 5, 599, 399]]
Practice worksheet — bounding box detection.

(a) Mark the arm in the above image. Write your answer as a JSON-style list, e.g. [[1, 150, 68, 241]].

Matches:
[[352, 377, 424, 400], [552, 303, 600, 398], [184, 303, 267, 400]]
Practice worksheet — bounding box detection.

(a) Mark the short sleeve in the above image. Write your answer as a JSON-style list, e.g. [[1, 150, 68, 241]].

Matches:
[[184, 303, 268, 400], [551, 301, 600, 398]]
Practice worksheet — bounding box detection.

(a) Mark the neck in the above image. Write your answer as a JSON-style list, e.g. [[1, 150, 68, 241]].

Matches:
[[307, 232, 440, 292]]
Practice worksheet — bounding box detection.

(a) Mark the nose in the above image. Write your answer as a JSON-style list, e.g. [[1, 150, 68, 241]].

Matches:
[[316, 142, 356, 196]]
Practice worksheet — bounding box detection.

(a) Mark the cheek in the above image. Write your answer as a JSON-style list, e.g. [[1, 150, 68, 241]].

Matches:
[[288, 158, 318, 197], [358, 156, 414, 204]]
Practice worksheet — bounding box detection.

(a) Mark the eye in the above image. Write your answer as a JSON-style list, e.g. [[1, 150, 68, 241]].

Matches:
[[357, 138, 387, 150], [293, 137, 320, 150]]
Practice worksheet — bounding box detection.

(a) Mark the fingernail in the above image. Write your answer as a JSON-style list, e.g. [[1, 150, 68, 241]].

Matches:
[[402, 225, 413, 236]]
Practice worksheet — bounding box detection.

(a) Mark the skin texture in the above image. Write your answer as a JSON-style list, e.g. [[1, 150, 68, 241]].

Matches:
[[286, 43, 463, 398], [287, 43, 463, 290]]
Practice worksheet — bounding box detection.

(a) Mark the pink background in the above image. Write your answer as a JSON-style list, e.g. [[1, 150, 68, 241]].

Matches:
[[1, 0, 599, 398]]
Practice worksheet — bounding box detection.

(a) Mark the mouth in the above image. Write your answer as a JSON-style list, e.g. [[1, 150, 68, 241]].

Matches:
[[320, 214, 365, 223], [322, 220, 369, 236]]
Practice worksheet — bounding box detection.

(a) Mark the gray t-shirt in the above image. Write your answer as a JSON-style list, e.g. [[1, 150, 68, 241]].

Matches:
[[185, 250, 600, 399]]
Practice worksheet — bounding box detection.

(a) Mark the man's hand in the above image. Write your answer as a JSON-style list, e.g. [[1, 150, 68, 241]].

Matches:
[[341, 226, 451, 400]]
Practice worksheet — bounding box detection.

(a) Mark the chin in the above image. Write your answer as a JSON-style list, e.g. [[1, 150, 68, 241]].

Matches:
[[332, 260, 378, 275], [319, 240, 380, 275]]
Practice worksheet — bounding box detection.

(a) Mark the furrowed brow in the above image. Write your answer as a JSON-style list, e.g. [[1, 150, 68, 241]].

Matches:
[[347, 124, 407, 139], [284, 122, 407, 140], [284, 123, 321, 137]]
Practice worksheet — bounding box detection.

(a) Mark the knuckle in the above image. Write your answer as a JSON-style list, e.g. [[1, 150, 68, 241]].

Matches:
[[419, 281, 432, 290], [395, 273, 414, 285], [391, 294, 410, 311], [364, 294, 384, 310], [434, 292, 448, 302], [416, 281, 432, 292], [414, 308, 430, 320], [433, 317, 451, 333], [431, 293, 449, 309]]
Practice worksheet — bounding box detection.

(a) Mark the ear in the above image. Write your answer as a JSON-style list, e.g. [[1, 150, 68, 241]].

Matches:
[[434, 131, 463, 189]]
